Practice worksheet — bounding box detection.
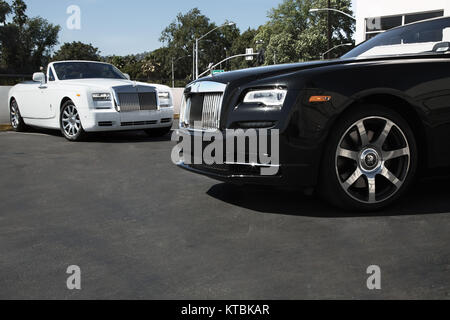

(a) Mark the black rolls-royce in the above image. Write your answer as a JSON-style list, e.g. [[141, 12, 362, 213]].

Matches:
[[177, 17, 450, 211]]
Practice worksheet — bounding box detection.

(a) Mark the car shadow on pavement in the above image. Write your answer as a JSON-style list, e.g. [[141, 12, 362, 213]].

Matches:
[[206, 178, 450, 218], [83, 131, 173, 143], [22, 127, 173, 143]]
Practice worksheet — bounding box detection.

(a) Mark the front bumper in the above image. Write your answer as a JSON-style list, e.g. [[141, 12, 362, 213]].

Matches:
[[177, 161, 286, 185], [175, 128, 317, 187], [81, 107, 174, 132]]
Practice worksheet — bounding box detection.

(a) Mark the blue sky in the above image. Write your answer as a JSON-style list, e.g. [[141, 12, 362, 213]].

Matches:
[[22, 0, 284, 56]]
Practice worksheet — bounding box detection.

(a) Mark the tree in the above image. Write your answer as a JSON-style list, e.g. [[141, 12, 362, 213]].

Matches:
[[229, 28, 258, 70], [0, 0, 11, 24], [255, 0, 354, 64], [0, 0, 60, 73], [11, 0, 26, 27], [53, 42, 101, 62], [28, 17, 61, 68], [160, 8, 240, 81], [104, 54, 146, 80]]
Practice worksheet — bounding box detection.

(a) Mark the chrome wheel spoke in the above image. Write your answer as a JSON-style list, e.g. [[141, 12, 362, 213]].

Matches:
[[375, 120, 394, 148], [367, 177, 376, 203], [356, 121, 369, 146], [337, 147, 359, 161], [381, 167, 402, 189], [343, 168, 363, 190], [383, 147, 409, 160]]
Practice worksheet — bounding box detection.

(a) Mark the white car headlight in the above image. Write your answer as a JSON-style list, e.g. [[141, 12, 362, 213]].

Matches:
[[243, 89, 287, 107], [92, 93, 111, 101], [158, 92, 172, 107]]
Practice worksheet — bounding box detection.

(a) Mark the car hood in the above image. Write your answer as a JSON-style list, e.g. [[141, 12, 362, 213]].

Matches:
[[195, 59, 348, 84], [60, 79, 155, 90], [194, 54, 437, 85]]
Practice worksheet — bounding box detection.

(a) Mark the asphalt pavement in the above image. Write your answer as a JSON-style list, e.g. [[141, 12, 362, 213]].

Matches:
[[0, 129, 448, 299]]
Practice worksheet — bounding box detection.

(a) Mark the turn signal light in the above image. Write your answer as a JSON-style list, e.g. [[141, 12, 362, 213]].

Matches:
[[309, 96, 331, 103]]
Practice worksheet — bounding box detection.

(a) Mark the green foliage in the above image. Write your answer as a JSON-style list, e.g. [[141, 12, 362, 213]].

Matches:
[[53, 42, 101, 62], [0, 0, 60, 73], [11, 0, 26, 27], [0, 1, 11, 24], [229, 28, 258, 70], [0, 1, 355, 86], [256, 0, 354, 64], [160, 8, 242, 82]]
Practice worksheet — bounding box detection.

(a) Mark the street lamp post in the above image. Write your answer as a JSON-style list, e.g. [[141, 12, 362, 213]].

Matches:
[[195, 22, 235, 80], [309, 7, 356, 59], [309, 8, 356, 21], [197, 52, 259, 79], [321, 43, 353, 60]]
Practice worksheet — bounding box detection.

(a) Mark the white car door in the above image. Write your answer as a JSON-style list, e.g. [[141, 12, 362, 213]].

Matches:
[[36, 69, 57, 119], [17, 82, 40, 119], [19, 80, 52, 119]]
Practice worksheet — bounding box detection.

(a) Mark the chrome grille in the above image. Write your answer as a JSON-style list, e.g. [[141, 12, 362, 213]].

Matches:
[[201, 93, 223, 130], [118, 92, 157, 112], [139, 93, 158, 111], [180, 81, 227, 131]]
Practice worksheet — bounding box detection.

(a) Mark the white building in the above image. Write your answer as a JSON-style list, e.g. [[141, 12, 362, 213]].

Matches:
[[353, 0, 450, 44]]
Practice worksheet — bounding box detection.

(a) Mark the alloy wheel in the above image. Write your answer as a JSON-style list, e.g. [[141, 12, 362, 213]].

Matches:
[[335, 116, 411, 204], [10, 101, 20, 129], [62, 105, 81, 137]]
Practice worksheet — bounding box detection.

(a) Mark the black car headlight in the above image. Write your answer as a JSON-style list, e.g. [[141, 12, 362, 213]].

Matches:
[[243, 89, 287, 107]]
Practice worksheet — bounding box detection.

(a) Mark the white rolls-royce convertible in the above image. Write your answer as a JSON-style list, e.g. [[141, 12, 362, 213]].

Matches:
[[8, 60, 174, 141]]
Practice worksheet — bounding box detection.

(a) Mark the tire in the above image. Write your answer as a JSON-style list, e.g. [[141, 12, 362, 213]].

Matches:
[[144, 126, 172, 137], [60, 100, 86, 142], [10, 99, 28, 132], [318, 104, 418, 211]]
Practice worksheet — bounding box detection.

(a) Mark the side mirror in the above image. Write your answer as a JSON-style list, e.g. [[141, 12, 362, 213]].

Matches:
[[124, 73, 131, 80], [33, 72, 46, 84]]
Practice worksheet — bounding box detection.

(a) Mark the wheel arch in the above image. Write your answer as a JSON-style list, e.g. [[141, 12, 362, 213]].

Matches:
[[9, 96, 20, 109], [60, 97, 74, 110]]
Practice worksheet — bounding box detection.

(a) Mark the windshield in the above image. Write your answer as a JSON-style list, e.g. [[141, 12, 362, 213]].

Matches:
[[343, 17, 450, 59], [53, 62, 127, 80]]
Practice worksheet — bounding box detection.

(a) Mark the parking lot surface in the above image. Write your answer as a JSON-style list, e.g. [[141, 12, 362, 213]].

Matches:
[[0, 129, 449, 299]]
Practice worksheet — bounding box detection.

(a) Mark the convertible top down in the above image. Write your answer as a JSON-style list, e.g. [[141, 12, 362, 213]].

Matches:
[[9, 60, 174, 141]]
